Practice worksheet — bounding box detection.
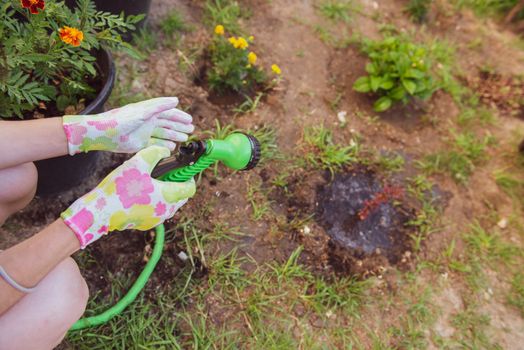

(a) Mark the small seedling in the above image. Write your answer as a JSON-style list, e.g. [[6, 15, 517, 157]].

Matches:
[[233, 92, 264, 114], [353, 34, 436, 112]]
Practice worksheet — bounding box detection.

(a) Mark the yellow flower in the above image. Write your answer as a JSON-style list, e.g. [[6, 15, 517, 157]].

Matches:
[[248, 35, 254, 42], [248, 52, 257, 65], [228, 37, 239, 47], [214, 24, 225, 35], [229, 36, 249, 49], [271, 64, 282, 75], [237, 37, 249, 49]]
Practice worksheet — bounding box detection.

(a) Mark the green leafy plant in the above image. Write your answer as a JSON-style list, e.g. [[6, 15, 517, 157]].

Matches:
[[353, 35, 436, 112], [0, 0, 142, 118], [207, 25, 279, 94]]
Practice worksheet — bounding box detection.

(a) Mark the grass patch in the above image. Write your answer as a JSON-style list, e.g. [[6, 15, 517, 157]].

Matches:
[[463, 221, 518, 264], [204, 0, 245, 34], [407, 175, 440, 251], [494, 170, 524, 208], [131, 26, 158, 54], [318, 0, 353, 22], [160, 9, 188, 37], [405, 0, 432, 23], [246, 179, 273, 221], [417, 131, 493, 183], [453, 0, 524, 21], [67, 279, 185, 349], [450, 305, 500, 349], [376, 152, 405, 173], [508, 272, 524, 316], [446, 221, 520, 292], [301, 125, 360, 175]]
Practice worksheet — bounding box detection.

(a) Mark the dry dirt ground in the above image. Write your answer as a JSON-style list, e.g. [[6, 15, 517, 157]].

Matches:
[[2, 0, 524, 349]]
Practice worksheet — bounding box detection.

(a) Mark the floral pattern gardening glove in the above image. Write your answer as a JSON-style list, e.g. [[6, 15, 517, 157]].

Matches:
[[62, 97, 194, 155], [61, 146, 196, 248]]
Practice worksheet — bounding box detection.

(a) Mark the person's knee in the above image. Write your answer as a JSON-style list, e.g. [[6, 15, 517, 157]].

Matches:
[[0, 258, 88, 350], [0, 162, 37, 221], [51, 258, 89, 324]]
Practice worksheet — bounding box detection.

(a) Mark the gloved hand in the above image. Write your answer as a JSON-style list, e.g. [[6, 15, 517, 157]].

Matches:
[[61, 146, 196, 248], [62, 97, 194, 155]]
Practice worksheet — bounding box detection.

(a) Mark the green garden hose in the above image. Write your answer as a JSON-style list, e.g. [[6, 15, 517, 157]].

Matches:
[[69, 133, 261, 331], [70, 224, 165, 330]]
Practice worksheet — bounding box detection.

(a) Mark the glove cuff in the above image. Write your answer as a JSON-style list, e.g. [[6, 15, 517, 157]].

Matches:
[[61, 197, 109, 249], [62, 115, 117, 155]]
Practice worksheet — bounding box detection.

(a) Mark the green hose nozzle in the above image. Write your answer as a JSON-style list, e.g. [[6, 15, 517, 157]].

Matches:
[[153, 133, 261, 182]]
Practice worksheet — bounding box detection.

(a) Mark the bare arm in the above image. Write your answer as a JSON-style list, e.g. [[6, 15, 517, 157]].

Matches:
[[0, 219, 80, 314], [0, 118, 68, 170]]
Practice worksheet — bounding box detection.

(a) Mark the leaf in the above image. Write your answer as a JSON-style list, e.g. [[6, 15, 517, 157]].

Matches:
[[56, 95, 71, 112], [404, 69, 424, 79], [390, 86, 406, 100], [374, 96, 393, 112], [365, 63, 377, 74], [380, 79, 394, 90], [370, 75, 382, 92], [353, 76, 371, 93], [402, 79, 417, 95]]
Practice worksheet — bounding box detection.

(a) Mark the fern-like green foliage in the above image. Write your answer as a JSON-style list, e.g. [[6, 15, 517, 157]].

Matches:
[[0, 0, 143, 118]]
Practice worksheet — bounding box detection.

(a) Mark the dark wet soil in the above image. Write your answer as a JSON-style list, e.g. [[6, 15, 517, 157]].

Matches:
[[315, 168, 415, 275]]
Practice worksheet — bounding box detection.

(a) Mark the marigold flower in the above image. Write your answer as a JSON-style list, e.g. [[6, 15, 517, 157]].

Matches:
[[248, 35, 254, 42], [271, 64, 282, 75], [59, 26, 84, 47], [248, 52, 257, 65], [228, 37, 238, 47], [214, 24, 225, 35], [21, 0, 45, 14], [237, 37, 249, 49], [228, 36, 248, 50]]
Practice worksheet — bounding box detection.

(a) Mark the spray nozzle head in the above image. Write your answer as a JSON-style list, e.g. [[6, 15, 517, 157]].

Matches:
[[205, 133, 261, 170], [151, 133, 261, 180]]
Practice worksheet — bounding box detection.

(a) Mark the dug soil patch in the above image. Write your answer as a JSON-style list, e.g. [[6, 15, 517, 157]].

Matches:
[[310, 167, 416, 276]]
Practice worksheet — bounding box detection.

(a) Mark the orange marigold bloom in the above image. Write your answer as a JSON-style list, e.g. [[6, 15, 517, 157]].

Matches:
[[21, 0, 45, 14], [59, 26, 84, 47]]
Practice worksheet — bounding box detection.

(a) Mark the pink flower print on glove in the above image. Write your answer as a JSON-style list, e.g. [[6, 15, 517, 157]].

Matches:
[[62, 97, 195, 155], [61, 146, 196, 248]]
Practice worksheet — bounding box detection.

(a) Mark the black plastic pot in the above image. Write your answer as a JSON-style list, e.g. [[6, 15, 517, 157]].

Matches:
[[65, 0, 152, 41], [34, 49, 116, 196]]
